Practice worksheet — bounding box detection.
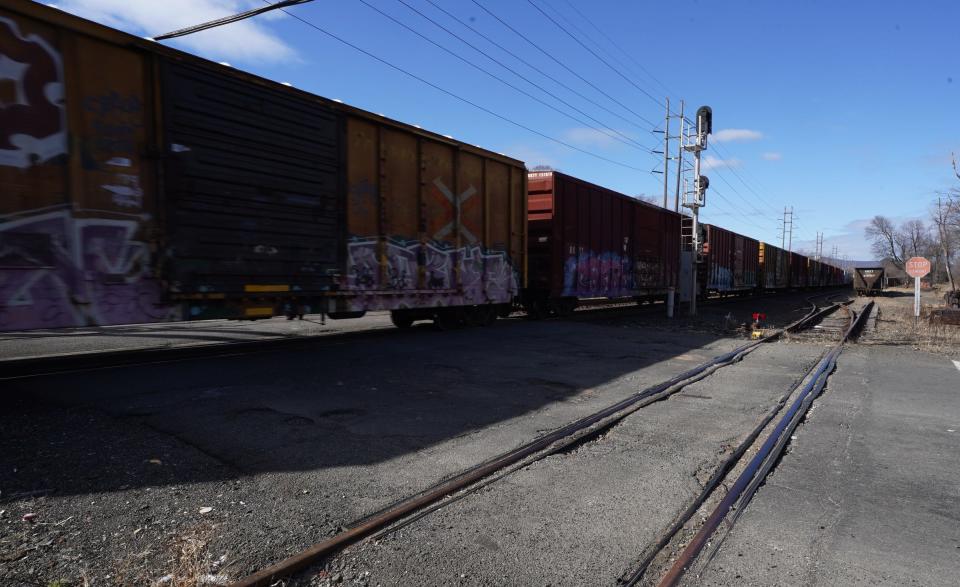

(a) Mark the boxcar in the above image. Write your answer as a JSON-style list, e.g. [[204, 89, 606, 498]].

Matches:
[[526, 171, 680, 315], [0, 1, 525, 331], [702, 225, 759, 295], [808, 259, 824, 287], [759, 242, 790, 290], [853, 267, 885, 295], [789, 252, 809, 288]]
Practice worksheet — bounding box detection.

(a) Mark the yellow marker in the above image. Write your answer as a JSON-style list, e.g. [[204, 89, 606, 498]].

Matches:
[[244, 284, 290, 293]]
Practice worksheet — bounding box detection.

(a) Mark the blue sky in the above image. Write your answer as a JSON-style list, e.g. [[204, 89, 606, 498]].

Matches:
[[56, 0, 960, 260]]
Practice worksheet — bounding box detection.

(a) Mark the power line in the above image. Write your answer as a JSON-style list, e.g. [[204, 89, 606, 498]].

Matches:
[[710, 142, 782, 213], [268, 2, 648, 171], [701, 162, 774, 222], [156, 0, 313, 40], [356, 0, 653, 155], [469, 0, 658, 129], [706, 188, 769, 233], [420, 0, 649, 134], [559, 0, 678, 102], [389, 0, 656, 155], [524, 0, 663, 110]]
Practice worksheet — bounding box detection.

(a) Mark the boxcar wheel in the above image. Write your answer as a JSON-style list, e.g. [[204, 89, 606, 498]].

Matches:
[[391, 311, 414, 329], [433, 308, 462, 331], [526, 299, 546, 320], [481, 305, 498, 326]]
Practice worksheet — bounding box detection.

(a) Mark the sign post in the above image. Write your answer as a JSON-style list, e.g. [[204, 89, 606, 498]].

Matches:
[[905, 257, 931, 325]]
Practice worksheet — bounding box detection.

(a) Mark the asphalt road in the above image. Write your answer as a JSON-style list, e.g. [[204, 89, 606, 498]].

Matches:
[[5, 290, 903, 587]]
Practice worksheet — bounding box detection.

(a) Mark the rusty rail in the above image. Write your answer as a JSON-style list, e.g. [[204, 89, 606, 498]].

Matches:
[[230, 294, 845, 587], [654, 301, 873, 587]]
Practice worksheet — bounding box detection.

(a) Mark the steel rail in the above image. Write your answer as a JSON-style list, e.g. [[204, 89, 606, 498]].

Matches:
[[655, 301, 873, 587], [0, 289, 846, 381], [229, 294, 844, 587]]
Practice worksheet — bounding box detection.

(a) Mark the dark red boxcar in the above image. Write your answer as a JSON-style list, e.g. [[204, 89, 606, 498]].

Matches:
[[789, 252, 809, 288], [702, 224, 759, 293], [527, 171, 680, 307]]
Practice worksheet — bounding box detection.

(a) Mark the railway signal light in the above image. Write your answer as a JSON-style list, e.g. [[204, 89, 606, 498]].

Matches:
[[751, 312, 766, 339]]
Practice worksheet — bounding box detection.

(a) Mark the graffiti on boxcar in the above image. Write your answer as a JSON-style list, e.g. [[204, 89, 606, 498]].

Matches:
[[709, 267, 734, 291], [0, 16, 67, 169], [562, 252, 666, 297], [344, 236, 517, 310], [0, 207, 179, 330], [82, 91, 145, 209]]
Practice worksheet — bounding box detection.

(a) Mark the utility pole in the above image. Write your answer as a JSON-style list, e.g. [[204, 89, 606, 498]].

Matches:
[[662, 97, 670, 208], [815, 232, 823, 261], [682, 106, 712, 316], [779, 207, 794, 252], [673, 100, 685, 212]]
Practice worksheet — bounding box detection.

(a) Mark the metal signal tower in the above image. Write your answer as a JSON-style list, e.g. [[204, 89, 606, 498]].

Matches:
[[681, 106, 712, 316]]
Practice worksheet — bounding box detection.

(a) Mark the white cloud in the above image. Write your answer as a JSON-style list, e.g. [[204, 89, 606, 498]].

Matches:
[[701, 155, 742, 170], [712, 128, 764, 143], [505, 144, 559, 169], [57, 0, 296, 63], [761, 152, 782, 161], [562, 127, 622, 147]]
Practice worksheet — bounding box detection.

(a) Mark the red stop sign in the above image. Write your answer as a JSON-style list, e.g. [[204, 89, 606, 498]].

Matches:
[[905, 257, 930, 278]]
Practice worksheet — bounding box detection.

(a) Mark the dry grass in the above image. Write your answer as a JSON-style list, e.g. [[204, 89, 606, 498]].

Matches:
[[867, 301, 960, 355], [108, 524, 228, 587]]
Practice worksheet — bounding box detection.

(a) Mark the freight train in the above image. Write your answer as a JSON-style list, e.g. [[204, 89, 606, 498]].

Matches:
[[0, 2, 845, 332]]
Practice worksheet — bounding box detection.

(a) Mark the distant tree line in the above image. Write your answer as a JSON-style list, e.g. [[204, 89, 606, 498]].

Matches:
[[865, 155, 959, 291]]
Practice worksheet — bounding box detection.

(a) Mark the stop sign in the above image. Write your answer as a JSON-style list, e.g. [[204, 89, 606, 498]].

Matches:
[[905, 257, 931, 278]]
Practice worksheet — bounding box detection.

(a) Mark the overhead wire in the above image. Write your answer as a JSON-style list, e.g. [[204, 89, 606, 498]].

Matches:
[[355, 0, 654, 155], [469, 0, 659, 129], [524, 0, 664, 110], [420, 0, 650, 134], [389, 0, 657, 156], [155, 0, 313, 40], [265, 2, 648, 171], [710, 142, 783, 213], [559, 0, 678, 102]]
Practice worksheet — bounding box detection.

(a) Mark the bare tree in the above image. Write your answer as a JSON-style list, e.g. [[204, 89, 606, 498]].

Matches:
[[931, 196, 957, 291], [636, 194, 662, 207], [900, 219, 933, 258], [864, 215, 904, 266]]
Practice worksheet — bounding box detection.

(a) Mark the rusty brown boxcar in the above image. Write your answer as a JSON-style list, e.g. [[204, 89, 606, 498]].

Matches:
[[702, 224, 759, 295], [0, 1, 526, 331], [789, 251, 809, 288], [759, 242, 790, 290], [526, 171, 681, 315]]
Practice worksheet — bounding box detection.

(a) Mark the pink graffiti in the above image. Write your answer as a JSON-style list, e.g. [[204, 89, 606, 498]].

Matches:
[[0, 208, 179, 331], [344, 237, 518, 311]]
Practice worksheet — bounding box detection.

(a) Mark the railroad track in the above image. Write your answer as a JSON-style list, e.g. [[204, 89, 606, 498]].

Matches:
[[625, 298, 874, 587], [0, 288, 846, 380], [227, 292, 861, 587]]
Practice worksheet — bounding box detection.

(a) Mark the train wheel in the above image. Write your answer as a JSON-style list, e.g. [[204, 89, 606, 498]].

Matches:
[[464, 306, 484, 327], [433, 308, 463, 331], [559, 299, 577, 316], [390, 310, 414, 329], [481, 305, 498, 326], [526, 299, 547, 320]]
